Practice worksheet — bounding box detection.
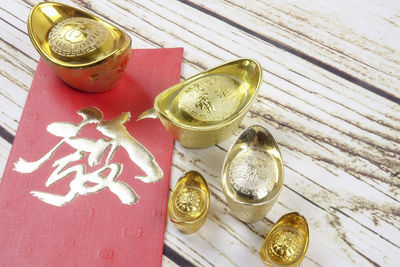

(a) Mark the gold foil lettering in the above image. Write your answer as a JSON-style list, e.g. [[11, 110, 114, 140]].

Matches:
[[14, 107, 163, 206]]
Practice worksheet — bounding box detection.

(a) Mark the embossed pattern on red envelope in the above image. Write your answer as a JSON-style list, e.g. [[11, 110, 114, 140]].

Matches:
[[0, 48, 183, 267]]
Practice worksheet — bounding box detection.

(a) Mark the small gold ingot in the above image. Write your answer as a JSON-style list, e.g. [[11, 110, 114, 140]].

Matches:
[[28, 2, 131, 92], [260, 212, 309, 267], [138, 59, 262, 148], [168, 171, 210, 234], [222, 125, 284, 222]]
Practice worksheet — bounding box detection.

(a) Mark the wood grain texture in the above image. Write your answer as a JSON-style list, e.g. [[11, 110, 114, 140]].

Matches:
[[0, 0, 399, 266], [183, 0, 400, 101]]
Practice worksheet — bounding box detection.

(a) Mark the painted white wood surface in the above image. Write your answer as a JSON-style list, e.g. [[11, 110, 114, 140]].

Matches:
[[1, 0, 399, 266]]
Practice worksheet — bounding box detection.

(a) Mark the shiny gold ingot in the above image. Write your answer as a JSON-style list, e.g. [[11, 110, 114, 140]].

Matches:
[[28, 2, 131, 92], [168, 171, 210, 234], [221, 125, 284, 222], [139, 59, 262, 148], [260, 212, 309, 267]]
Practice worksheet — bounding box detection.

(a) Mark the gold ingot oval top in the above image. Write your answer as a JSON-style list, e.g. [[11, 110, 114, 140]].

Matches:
[[139, 58, 262, 148], [260, 212, 309, 267], [28, 2, 131, 92], [167, 171, 210, 234], [222, 125, 284, 222]]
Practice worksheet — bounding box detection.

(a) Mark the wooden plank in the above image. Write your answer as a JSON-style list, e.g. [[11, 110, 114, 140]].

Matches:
[[161, 255, 179, 267], [182, 0, 400, 100]]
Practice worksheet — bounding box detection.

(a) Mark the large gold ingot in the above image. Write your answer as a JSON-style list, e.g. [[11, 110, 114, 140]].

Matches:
[[139, 59, 262, 148], [222, 125, 284, 222], [260, 213, 309, 267], [167, 171, 210, 234], [28, 2, 131, 93]]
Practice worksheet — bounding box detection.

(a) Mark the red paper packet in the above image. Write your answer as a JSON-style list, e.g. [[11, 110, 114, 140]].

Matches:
[[0, 48, 183, 266]]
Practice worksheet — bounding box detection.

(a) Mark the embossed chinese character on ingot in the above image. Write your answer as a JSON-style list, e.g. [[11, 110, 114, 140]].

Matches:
[[138, 58, 262, 148], [13, 107, 163, 206], [260, 213, 309, 267]]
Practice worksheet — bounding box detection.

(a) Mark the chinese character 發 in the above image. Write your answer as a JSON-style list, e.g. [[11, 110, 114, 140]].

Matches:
[[14, 107, 163, 206]]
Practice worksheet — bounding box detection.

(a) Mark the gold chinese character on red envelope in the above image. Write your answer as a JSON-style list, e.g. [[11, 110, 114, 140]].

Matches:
[[14, 107, 163, 206]]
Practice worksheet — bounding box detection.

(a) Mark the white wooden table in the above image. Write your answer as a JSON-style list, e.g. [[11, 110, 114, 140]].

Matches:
[[1, 1, 399, 266]]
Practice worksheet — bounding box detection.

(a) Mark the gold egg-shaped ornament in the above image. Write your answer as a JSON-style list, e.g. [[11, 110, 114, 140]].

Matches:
[[167, 171, 210, 234], [222, 125, 284, 222], [28, 2, 131, 93], [138, 58, 262, 148], [260, 212, 309, 267]]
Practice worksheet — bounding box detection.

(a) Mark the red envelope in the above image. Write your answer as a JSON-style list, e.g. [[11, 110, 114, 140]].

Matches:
[[0, 48, 183, 266]]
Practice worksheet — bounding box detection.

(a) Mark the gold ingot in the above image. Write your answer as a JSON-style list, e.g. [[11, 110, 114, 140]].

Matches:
[[221, 125, 284, 222], [28, 2, 131, 93], [138, 59, 262, 148], [167, 171, 210, 234], [260, 212, 309, 267]]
